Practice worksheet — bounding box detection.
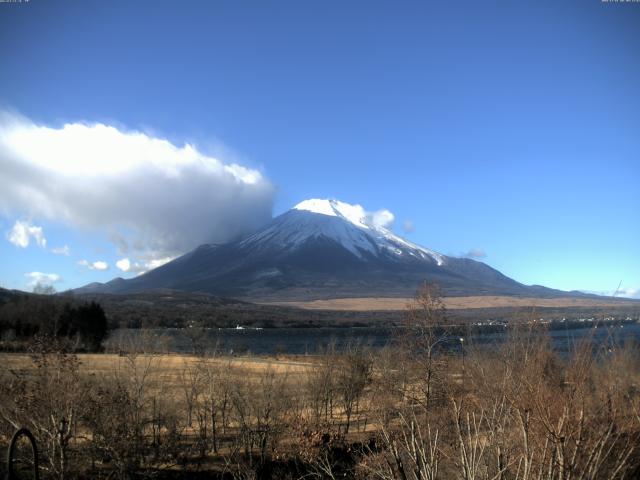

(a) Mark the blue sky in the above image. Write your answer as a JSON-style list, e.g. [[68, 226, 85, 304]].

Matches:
[[0, 0, 638, 296]]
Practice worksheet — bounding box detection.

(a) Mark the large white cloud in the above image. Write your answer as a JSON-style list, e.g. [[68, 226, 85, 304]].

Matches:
[[0, 111, 276, 260]]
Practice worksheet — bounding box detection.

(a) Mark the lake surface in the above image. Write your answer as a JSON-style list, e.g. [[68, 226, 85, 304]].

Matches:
[[108, 321, 640, 356]]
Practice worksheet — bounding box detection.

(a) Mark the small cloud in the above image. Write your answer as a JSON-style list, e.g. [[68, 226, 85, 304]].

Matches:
[[25, 271, 62, 288], [115, 256, 174, 274], [463, 248, 487, 259], [51, 245, 71, 256], [78, 259, 109, 271], [6, 220, 46, 248], [402, 220, 415, 233], [115, 258, 131, 272], [368, 209, 395, 229]]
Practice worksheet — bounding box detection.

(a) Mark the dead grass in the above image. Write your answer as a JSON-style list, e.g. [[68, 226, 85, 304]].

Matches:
[[0, 352, 316, 390], [264, 295, 639, 311]]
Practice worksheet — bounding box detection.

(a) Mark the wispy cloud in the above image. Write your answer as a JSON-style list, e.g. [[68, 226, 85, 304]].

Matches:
[[78, 259, 109, 271], [402, 220, 415, 233], [616, 286, 639, 299], [580, 286, 640, 299], [51, 245, 71, 256], [0, 111, 275, 261], [463, 248, 487, 259], [6, 220, 46, 248]]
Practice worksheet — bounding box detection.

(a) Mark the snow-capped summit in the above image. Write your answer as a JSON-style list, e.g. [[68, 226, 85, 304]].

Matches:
[[293, 198, 384, 229], [246, 198, 445, 265], [77, 197, 560, 300]]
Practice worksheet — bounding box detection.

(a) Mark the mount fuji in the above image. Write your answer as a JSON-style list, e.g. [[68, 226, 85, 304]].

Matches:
[[76, 199, 572, 300]]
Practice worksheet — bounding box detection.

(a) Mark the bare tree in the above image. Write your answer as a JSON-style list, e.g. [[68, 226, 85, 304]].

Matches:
[[194, 356, 233, 454], [336, 344, 372, 434], [179, 359, 202, 428], [306, 344, 337, 428], [400, 282, 450, 411]]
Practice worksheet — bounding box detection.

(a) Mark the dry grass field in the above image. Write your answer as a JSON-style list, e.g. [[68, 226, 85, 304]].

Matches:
[[0, 352, 315, 373], [0, 352, 317, 398], [265, 295, 640, 311], [2, 331, 640, 480]]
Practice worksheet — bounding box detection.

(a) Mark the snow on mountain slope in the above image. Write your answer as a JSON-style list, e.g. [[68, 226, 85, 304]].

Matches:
[[241, 199, 444, 265]]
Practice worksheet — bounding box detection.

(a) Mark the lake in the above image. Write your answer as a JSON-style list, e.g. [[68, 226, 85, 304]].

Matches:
[[108, 321, 640, 356]]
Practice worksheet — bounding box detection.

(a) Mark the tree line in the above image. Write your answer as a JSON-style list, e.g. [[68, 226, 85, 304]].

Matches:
[[0, 291, 108, 352]]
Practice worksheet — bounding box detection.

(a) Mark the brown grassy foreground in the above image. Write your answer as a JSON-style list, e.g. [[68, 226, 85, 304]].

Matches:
[[2, 325, 640, 480]]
